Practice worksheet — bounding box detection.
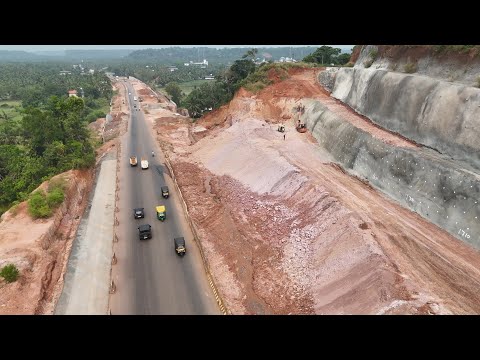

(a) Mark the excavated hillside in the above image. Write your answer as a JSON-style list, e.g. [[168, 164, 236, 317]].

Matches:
[[138, 64, 480, 315]]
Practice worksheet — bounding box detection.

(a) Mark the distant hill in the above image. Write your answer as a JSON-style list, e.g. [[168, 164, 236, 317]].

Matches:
[[127, 47, 322, 64], [63, 49, 134, 60], [0, 50, 46, 62], [0, 49, 134, 62]]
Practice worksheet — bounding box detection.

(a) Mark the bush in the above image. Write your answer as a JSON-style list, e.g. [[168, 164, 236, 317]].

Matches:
[[369, 49, 378, 60], [46, 188, 64, 208], [0, 264, 19, 283], [404, 62, 417, 73], [476, 76, 480, 88], [28, 190, 51, 218]]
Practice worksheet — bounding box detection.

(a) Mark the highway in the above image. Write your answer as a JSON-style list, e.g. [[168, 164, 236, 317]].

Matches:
[[109, 79, 220, 314]]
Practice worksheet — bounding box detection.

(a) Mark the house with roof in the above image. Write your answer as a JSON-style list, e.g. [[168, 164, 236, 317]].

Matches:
[[68, 90, 78, 97]]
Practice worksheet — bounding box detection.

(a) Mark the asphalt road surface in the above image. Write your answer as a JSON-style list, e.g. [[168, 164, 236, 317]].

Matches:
[[109, 80, 220, 314]]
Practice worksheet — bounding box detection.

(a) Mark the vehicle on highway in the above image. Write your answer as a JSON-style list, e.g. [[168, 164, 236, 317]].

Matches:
[[161, 186, 169, 198], [129, 92, 131, 95], [133, 208, 145, 219], [134, 96, 138, 101], [141, 158, 149, 170], [130, 156, 138, 167], [138, 224, 152, 240], [156, 205, 166, 221], [151, 151, 155, 157], [174, 237, 186, 256]]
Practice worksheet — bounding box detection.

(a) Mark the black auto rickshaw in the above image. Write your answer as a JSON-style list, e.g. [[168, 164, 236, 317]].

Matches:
[[161, 186, 169, 199], [174, 237, 186, 256]]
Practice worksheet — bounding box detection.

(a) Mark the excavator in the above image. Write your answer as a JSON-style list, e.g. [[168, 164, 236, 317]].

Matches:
[[296, 123, 307, 133]]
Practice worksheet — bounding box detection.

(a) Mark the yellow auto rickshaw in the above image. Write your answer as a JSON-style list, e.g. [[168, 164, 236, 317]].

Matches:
[[156, 205, 166, 221]]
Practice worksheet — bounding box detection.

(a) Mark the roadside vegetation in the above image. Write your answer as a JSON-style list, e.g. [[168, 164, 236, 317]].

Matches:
[[0, 63, 111, 216], [27, 177, 67, 219]]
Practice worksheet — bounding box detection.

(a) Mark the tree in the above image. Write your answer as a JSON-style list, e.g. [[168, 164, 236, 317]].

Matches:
[[182, 82, 230, 118], [220, 59, 256, 95], [242, 48, 258, 60], [165, 82, 183, 105], [303, 46, 342, 65], [336, 53, 352, 65]]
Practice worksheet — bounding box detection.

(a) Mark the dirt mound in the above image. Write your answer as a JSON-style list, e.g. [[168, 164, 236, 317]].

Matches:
[[138, 88, 152, 96], [0, 170, 93, 314]]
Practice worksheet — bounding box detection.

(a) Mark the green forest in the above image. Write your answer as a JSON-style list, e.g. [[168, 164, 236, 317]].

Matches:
[[0, 63, 113, 215]]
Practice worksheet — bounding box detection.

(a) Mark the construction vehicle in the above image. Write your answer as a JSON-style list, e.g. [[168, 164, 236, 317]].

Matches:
[[130, 156, 138, 166], [296, 123, 307, 133], [277, 125, 285, 133], [141, 158, 149, 170]]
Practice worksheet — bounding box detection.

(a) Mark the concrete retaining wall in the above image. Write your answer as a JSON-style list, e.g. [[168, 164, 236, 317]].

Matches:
[[302, 100, 480, 249], [331, 68, 480, 168]]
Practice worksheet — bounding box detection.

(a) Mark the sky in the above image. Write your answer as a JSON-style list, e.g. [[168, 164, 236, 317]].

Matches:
[[0, 45, 354, 52]]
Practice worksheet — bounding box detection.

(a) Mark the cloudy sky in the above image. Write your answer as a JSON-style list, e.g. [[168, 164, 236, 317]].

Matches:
[[0, 45, 354, 52]]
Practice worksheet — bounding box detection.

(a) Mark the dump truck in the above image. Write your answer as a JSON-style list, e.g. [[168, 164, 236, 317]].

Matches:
[[130, 156, 138, 166], [141, 158, 149, 170]]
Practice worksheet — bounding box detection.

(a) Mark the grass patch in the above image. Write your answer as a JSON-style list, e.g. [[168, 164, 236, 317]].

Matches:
[[403, 62, 417, 73], [0, 100, 23, 122], [0, 264, 19, 283], [176, 80, 212, 96], [28, 177, 66, 219]]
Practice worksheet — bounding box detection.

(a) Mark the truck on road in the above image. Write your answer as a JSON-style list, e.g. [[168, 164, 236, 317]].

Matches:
[[141, 158, 149, 170], [138, 224, 152, 240], [133, 96, 138, 101]]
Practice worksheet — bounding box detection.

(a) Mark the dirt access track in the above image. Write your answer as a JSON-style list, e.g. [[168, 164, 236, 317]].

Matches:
[[137, 67, 480, 315], [0, 80, 128, 314]]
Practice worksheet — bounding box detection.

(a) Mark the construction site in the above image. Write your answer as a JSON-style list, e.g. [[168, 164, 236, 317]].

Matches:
[[1, 45, 480, 314]]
